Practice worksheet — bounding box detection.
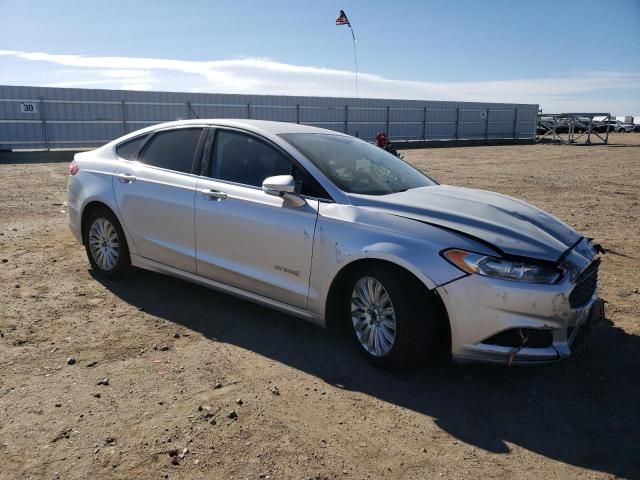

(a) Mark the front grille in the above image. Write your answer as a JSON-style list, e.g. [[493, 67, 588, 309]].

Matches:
[[568, 259, 599, 308]]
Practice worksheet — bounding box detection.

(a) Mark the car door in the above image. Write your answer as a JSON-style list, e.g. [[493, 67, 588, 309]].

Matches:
[[113, 127, 206, 273], [194, 128, 324, 309]]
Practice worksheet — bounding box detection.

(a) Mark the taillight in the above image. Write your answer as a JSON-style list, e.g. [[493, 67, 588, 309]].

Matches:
[[69, 159, 79, 176]]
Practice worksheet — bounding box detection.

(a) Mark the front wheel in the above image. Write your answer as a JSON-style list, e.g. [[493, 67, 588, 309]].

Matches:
[[346, 265, 435, 369], [83, 208, 130, 278]]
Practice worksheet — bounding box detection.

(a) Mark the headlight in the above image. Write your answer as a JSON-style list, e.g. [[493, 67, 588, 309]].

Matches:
[[443, 249, 562, 284]]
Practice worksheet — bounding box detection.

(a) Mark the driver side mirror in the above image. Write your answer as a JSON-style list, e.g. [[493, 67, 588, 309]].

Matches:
[[262, 175, 306, 207], [262, 175, 296, 195]]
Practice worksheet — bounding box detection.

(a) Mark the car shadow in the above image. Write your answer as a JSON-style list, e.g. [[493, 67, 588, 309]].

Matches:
[[92, 268, 640, 478]]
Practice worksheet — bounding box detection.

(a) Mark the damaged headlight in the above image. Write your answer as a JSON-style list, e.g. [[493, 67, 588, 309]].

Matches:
[[443, 249, 562, 284]]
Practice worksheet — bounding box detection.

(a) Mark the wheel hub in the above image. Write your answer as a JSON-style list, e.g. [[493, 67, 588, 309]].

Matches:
[[88, 217, 120, 271], [351, 276, 397, 357]]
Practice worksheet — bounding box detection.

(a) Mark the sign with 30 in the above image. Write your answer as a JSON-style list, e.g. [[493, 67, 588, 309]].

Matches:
[[20, 102, 39, 114]]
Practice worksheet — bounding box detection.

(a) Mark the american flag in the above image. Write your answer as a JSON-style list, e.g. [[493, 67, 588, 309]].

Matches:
[[336, 10, 350, 26]]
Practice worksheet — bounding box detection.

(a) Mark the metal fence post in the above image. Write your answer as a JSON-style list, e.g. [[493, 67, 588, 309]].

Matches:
[[513, 108, 518, 139], [296, 104, 300, 124], [344, 105, 349, 134], [484, 108, 490, 142], [121, 100, 127, 135], [455, 107, 460, 140], [39, 97, 50, 150], [385, 106, 390, 134], [422, 106, 427, 140], [247, 103, 251, 119], [186, 101, 191, 120], [568, 114, 574, 144]]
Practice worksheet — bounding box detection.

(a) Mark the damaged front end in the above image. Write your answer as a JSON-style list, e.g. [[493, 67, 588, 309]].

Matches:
[[437, 238, 604, 365]]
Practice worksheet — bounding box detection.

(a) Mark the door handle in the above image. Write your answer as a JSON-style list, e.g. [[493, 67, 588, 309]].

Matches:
[[117, 173, 136, 183], [201, 189, 227, 201]]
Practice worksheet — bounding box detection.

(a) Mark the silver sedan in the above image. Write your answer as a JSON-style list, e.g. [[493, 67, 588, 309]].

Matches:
[[67, 120, 603, 368]]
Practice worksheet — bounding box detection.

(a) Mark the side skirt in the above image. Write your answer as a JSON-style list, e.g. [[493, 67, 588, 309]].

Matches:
[[130, 254, 325, 327]]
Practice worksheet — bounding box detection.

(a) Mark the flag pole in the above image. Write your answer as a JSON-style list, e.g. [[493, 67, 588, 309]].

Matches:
[[349, 24, 358, 98], [337, 10, 359, 98]]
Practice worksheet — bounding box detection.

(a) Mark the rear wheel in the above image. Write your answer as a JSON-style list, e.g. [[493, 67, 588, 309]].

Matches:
[[345, 265, 435, 369], [83, 208, 130, 278]]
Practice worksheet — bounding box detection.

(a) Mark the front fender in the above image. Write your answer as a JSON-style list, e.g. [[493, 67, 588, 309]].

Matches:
[[358, 242, 441, 289], [308, 203, 498, 321]]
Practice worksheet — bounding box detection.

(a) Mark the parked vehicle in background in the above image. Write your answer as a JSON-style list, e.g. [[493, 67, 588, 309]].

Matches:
[[595, 120, 634, 133], [537, 117, 592, 135], [610, 121, 635, 133], [67, 120, 604, 369], [537, 116, 568, 134], [573, 117, 592, 134]]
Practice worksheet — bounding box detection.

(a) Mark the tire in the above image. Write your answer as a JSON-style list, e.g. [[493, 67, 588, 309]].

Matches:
[[83, 207, 130, 279], [618, 128, 625, 133], [344, 264, 435, 370]]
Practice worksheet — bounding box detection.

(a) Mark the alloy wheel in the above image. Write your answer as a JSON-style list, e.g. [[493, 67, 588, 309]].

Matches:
[[88, 217, 120, 271], [351, 276, 397, 357]]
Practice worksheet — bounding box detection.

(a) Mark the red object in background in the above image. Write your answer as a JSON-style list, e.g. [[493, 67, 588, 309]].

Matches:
[[375, 131, 388, 147]]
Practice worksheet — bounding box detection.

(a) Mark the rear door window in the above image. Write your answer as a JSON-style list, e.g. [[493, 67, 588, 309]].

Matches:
[[138, 128, 204, 174], [115, 135, 148, 160]]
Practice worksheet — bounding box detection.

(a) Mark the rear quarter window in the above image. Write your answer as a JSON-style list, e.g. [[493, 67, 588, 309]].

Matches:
[[115, 135, 148, 160]]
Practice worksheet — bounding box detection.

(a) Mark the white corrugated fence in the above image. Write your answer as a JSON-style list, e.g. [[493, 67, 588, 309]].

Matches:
[[0, 85, 538, 149]]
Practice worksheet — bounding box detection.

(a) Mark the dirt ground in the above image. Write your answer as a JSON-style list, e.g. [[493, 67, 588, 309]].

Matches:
[[1, 133, 639, 480]]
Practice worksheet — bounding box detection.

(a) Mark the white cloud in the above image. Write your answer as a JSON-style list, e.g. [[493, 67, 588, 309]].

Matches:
[[0, 50, 638, 114], [93, 69, 152, 79], [120, 83, 153, 91]]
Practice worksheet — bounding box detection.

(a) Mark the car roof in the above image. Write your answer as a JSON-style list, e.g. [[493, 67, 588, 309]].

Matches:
[[141, 119, 348, 136]]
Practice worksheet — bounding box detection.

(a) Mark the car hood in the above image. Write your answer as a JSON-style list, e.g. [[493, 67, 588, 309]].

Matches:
[[349, 185, 581, 263]]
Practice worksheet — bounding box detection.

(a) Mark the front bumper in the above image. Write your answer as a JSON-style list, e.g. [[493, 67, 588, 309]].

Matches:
[[436, 270, 601, 365]]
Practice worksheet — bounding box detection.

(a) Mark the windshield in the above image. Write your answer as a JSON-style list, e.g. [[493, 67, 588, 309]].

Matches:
[[280, 133, 437, 195]]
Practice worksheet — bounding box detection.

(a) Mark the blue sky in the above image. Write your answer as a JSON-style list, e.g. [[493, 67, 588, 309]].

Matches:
[[1, 0, 639, 114]]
